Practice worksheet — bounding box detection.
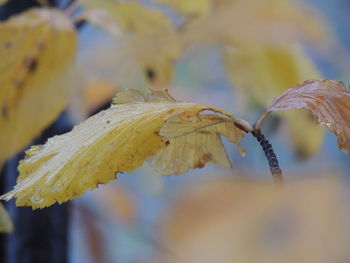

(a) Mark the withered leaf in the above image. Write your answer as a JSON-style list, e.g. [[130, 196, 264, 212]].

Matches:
[[0, 100, 246, 208], [264, 80, 350, 154]]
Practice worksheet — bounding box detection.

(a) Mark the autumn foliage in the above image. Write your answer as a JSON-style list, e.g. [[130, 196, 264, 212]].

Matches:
[[0, 1, 349, 262]]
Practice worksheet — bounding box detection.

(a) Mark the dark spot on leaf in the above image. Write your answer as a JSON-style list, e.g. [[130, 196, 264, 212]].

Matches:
[[1, 106, 8, 119], [194, 153, 212, 169], [4, 42, 12, 49], [165, 140, 170, 145], [145, 67, 156, 81], [24, 55, 38, 73], [202, 153, 212, 162], [13, 79, 23, 89], [195, 160, 205, 168], [106, 120, 110, 124], [37, 42, 45, 50], [198, 130, 211, 135], [96, 180, 104, 186]]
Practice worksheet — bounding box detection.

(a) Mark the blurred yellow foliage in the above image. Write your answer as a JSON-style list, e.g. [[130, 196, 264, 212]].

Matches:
[[81, 0, 180, 91], [178, 0, 328, 48], [224, 46, 320, 107], [176, 0, 328, 158], [153, 177, 350, 263], [224, 45, 325, 157], [282, 110, 325, 158], [79, 0, 329, 158], [83, 79, 117, 113], [0, 203, 12, 233], [155, 0, 212, 17], [83, 0, 172, 34], [94, 184, 138, 224], [0, 8, 77, 165]]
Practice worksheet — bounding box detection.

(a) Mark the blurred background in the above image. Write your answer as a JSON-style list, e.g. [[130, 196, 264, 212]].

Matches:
[[0, 0, 350, 262]]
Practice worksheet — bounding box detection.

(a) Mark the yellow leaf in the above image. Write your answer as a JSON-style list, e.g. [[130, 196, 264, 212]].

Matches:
[[149, 114, 245, 175], [0, 8, 77, 165], [155, 0, 212, 17], [224, 45, 320, 107], [80, 0, 180, 90], [123, 30, 180, 90], [83, 79, 117, 112], [180, 0, 328, 48], [0, 203, 13, 233], [76, 9, 122, 38], [112, 89, 146, 104], [224, 45, 325, 158], [0, 99, 245, 208], [83, 0, 172, 34], [282, 110, 325, 159]]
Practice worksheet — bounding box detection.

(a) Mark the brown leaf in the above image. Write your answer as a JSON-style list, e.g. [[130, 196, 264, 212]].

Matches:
[[262, 80, 350, 154]]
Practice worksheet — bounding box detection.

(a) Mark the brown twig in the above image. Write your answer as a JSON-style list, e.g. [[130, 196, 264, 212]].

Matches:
[[251, 128, 283, 184]]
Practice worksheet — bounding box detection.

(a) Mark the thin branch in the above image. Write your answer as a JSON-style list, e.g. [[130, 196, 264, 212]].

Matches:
[[254, 111, 271, 130], [251, 128, 283, 184], [64, 0, 83, 16]]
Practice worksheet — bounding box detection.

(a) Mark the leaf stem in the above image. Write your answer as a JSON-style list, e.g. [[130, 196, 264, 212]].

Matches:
[[251, 128, 283, 184], [254, 111, 271, 130]]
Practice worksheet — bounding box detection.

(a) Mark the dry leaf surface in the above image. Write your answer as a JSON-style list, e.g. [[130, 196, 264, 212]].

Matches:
[[1, 99, 245, 208], [266, 80, 350, 154]]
